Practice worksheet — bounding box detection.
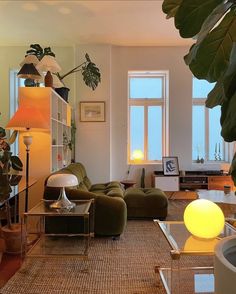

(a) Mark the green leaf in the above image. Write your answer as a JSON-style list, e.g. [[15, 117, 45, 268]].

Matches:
[[8, 130, 18, 145], [175, 0, 222, 38], [162, 0, 183, 19], [220, 91, 236, 142], [184, 1, 233, 65], [205, 78, 225, 108], [229, 152, 236, 186], [11, 156, 23, 171], [189, 10, 236, 82], [223, 42, 236, 99]]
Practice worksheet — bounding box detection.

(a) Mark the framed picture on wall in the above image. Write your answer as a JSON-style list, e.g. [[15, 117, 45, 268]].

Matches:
[[80, 101, 105, 122], [162, 156, 179, 176]]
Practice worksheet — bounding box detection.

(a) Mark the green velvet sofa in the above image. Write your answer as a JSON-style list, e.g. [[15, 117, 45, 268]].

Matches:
[[43, 163, 127, 236]]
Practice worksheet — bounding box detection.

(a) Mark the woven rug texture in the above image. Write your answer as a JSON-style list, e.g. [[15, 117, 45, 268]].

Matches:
[[0, 200, 213, 294]]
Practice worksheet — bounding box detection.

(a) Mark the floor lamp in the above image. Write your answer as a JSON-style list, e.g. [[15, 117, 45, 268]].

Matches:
[[6, 105, 49, 212]]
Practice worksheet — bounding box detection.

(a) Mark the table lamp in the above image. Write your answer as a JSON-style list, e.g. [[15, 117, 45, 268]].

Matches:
[[6, 105, 49, 212], [184, 199, 225, 239], [36, 55, 61, 87], [47, 174, 78, 209]]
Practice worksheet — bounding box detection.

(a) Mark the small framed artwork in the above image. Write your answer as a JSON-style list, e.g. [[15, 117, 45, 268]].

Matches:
[[162, 156, 179, 176], [80, 101, 105, 122]]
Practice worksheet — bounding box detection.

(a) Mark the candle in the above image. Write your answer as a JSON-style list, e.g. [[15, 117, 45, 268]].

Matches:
[[215, 143, 217, 153], [218, 143, 220, 154]]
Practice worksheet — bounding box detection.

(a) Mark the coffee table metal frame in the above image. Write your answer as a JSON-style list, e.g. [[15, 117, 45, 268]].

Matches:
[[154, 220, 236, 294], [22, 199, 94, 259]]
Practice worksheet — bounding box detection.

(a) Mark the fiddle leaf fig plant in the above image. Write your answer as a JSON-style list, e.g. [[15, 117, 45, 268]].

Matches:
[[162, 0, 236, 185]]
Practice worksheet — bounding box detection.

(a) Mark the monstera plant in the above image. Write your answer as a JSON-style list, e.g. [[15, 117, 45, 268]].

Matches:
[[162, 0, 236, 184], [25, 44, 101, 91]]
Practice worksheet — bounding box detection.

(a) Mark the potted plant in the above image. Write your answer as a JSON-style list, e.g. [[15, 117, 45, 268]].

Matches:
[[0, 127, 24, 254], [24, 44, 101, 101], [162, 0, 236, 184]]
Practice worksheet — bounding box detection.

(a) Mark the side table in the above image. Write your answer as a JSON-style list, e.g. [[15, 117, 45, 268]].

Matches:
[[22, 199, 94, 259], [120, 180, 136, 190]]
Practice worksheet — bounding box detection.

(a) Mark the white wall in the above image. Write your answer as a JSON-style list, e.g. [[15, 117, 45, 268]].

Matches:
[[75, 45, 111, 183], [75, 45, 228, 186]]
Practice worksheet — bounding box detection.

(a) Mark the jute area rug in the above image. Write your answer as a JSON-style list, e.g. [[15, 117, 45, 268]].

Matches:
[[0, 200, 212, 294]]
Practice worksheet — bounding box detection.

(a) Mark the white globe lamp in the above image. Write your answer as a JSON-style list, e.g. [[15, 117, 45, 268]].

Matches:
[[184, 199, 225, 239]]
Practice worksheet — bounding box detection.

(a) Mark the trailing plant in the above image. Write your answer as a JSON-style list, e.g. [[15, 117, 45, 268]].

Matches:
[[162, 0, 236, 184], [0, 127, 23, 173], [25, 44, 101, 90]]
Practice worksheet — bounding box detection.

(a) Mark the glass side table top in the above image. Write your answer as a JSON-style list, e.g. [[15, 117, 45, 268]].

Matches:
[[154, 220, 236, 256], [25, 199, 93, 216]]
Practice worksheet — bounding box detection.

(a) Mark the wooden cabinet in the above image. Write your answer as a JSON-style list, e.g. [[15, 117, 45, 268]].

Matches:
[[18, 87, 71, 179], [208, 176, 234, 190], [152, 172, 234, 191]]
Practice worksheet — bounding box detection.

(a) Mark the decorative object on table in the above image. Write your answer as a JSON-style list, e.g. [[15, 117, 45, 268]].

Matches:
[[46, 173, 78, 210], [162, 156, 179, 176], [184, 199, 225, 239], [80, 101, 105, 122], [17, 63, 41, 87], [162, 1, 236, 185], [0, 127, 23, 174], [214, 143, 222, 161], [6, 105, 49, 212], [224, 185, 231, 194]]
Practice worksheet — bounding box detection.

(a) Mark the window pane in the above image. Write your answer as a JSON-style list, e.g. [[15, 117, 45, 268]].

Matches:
[[148, 106, 162, 160], [192, 77, 215, 98], [209, 106, 223, 160], [130, 77, 162, 99], [192, 106, 205, 160], [130, 106, 144, 158]]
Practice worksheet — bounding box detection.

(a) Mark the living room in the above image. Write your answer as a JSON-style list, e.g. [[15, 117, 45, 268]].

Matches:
[[1, 1, 236, 293]]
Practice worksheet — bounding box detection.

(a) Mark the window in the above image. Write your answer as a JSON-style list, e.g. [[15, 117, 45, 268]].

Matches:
[[128, 71, 169, 163], [192, 77, 230, 162]]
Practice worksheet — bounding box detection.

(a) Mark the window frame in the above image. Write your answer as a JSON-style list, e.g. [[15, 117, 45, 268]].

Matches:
[[192, 85, 231, 163], [128, 71, 169, 164]]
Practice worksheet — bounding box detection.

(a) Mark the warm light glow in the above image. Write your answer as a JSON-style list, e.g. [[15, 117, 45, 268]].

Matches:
[[184, 199, 225, 239], [47, 174, 78, 188], [132, 149, 144, 161], [6, 106, 49, 131], [184, 236, 219, 251], [36, 55, 61, 73]]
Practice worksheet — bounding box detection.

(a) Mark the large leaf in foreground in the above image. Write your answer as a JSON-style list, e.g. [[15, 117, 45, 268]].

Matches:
[[162, 0, 183, 19], [189, 10, 236, 82], [175, 0, 222, 38], [221, 91, 236, 142]]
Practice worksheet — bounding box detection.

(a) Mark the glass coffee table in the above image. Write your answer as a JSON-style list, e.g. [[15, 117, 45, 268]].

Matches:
[[154, 220, 236, 294], [22, 199, 94, 259]]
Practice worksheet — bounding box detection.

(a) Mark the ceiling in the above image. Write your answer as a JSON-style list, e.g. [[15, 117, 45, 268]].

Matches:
[[0, 0, 193, 47]]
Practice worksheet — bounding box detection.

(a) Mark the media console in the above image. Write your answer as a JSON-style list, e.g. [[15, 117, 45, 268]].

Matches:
[[152, 171, 234, 191]]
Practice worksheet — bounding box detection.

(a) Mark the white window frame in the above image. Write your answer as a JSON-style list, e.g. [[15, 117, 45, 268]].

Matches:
[[192, 97, 232, 163], [128, 71, 169, 164]]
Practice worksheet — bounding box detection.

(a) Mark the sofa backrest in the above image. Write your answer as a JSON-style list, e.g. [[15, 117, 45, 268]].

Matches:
[[63, 162, 92, 190]]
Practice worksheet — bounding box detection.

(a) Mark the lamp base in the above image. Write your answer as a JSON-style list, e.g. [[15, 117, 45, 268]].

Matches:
[[50, 187, 75, 210]]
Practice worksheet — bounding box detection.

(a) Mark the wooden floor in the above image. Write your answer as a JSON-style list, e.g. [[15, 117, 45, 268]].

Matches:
[[0, 238, 21, 288]]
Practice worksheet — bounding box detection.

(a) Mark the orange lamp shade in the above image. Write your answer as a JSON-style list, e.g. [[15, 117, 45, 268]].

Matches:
[[6, 106, 49, 131]]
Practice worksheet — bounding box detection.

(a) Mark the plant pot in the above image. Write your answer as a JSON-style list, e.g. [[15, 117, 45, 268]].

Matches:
[[1, 223, 26, 254], [55, 87, 70, 102]]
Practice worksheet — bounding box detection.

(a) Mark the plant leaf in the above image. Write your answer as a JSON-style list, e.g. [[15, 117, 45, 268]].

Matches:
[[205, 78, 225, 108], [189, 10, 236, 82], [175, 0, 223, 38], [11, 156, 23, 171], [8, 130, 18, 145], [223, 42, 236, 99], [220, 91, 236, 142], [162, 0, 183, 19], [184, 1, 233, 65]]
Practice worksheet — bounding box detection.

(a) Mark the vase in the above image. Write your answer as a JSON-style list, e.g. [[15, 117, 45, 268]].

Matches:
[[55, 87, 70, 102]]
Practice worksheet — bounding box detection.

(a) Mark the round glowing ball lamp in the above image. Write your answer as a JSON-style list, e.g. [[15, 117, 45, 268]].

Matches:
[[184, 199, 225, 239], [132, 149, 144, 161]]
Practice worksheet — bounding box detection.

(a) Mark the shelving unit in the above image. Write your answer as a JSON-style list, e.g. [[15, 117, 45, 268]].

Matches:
[[18, 87, 71, 179]]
